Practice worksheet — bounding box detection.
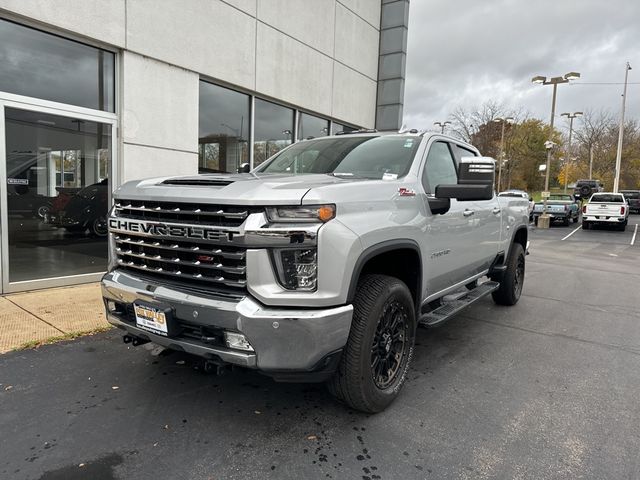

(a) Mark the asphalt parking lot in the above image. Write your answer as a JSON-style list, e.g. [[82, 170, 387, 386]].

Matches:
[[1, 218, 640, 480]]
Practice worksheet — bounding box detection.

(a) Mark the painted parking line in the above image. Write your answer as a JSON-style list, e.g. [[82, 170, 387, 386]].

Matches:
[[561, 226, 581, 241], [632, 224, 638, 246]]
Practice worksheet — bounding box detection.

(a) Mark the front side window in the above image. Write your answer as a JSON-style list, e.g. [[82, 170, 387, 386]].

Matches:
[[257, 135, 421, 179], [422, 141, 458, 193], [199, 81, 250, 173], [0, 19, 115, 111]]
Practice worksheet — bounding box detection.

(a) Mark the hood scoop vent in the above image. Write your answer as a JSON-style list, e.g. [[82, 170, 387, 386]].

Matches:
[[162, 178, 235, 187]]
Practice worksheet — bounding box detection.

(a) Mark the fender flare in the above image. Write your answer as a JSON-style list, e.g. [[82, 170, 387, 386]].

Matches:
[[491, 225, 528, 278], [346, 239, 422, 310]]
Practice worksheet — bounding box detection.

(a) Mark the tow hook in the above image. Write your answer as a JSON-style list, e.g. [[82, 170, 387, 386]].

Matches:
[[123, 335, 150, 347], [202, 360, 229, 376]]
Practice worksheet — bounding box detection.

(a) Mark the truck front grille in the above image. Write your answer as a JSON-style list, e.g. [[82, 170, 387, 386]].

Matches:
[[112, 199, 254, 292], [114, 200, 258, 227]]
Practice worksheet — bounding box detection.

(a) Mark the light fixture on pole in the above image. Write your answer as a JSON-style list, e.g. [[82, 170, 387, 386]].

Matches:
[[560, 111, 583, 193], [613, 62, 632, 193], [493, 117, 514, 192], [434, 121, 451, 134], [531, 71, 581, 229]]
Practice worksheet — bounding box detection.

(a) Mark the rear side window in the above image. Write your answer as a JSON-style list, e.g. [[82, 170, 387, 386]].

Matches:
[[591, 194, 623, 203], [422, 142, 458, 194]]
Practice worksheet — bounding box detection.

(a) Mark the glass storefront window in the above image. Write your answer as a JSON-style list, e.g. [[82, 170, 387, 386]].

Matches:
[[0, 19, 115, 112], [332, 123, 358, 135], [253, 99, 294, 167], [199, 81, 250, 173], [5, 108, 112, 282], [297, 113, 329, 141]]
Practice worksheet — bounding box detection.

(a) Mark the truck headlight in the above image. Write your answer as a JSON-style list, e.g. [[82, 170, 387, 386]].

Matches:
[[273, 248, 317, 291], [265, 205, 335, 223]]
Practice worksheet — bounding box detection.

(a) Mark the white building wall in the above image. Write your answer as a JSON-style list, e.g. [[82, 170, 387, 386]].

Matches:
[[0, 0, 382, 181], [0, 0, 126, 46], [121, 52, 199, 181]]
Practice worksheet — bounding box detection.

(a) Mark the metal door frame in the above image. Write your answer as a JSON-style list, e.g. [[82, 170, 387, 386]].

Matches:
[[0, 92, 118, 294]]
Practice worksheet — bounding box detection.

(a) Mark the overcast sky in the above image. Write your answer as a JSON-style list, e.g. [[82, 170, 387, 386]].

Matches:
[[403, 0, 640, 133]]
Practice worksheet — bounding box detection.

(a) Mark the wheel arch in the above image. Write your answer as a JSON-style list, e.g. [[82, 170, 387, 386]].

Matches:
[[347, 239, 422, 311]]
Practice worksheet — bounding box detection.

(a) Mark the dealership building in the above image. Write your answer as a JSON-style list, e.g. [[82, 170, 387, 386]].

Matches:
[[0, 0, 409, 294]]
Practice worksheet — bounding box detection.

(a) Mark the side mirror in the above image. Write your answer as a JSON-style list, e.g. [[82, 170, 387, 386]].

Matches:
[[458, 156, 495, 186], [434, 157, 495, 201], [435, 184, 493, 201], [237, 163, 250, 174]]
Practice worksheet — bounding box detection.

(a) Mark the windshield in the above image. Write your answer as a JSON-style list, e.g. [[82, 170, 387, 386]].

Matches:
[[256, 136, 422, 179], [591, 194, 623, 203], [498, 192, 526, 198], [549, 194, 572, 201]]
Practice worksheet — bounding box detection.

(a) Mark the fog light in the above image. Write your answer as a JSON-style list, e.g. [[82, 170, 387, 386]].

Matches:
[[274, 248, 317, 291], [224, 332, 254, 352], [107, 300, 117, 312]]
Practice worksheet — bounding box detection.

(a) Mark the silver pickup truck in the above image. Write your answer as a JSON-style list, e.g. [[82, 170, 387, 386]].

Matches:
[[102, 132, 529, 412]]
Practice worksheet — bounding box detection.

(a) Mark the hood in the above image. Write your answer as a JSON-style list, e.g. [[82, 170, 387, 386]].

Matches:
[[113, 173, 361, 205]]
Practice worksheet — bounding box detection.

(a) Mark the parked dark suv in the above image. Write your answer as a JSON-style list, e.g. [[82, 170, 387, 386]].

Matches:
[[574, 179, 604, 200], [621, 190, 640, 214]]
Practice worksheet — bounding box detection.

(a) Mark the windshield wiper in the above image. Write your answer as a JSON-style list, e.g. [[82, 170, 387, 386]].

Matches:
[[327, 172, 368, 179]]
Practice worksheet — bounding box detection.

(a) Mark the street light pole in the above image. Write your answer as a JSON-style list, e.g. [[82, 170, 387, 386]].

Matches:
[[531, 71, 581, 229], [613, 62, 632, 193], [493, 117, 514, 192], [560, 112, 583, 193], [434, 121, 451, 134]]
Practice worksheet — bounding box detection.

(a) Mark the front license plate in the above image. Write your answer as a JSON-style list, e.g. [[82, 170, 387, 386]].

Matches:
[[134, 303, 170, 336]]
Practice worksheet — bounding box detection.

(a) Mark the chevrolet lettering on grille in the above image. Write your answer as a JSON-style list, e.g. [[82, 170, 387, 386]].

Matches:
[[108, 218, 226, 241]]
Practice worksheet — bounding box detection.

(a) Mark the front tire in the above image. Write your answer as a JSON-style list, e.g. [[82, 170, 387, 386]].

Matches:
[[328, 274, 416, 413], [492, 243, 525, 306]]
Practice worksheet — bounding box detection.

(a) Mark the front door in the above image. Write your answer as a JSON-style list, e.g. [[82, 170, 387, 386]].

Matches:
[[0, 102, 115, 292], [420, 140, 478, 297]]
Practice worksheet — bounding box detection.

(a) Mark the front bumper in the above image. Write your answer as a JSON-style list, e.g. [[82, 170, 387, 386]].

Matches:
[[101, 270, 353, 378]]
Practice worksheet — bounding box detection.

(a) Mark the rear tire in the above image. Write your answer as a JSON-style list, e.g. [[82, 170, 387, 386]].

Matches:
[[582, 221, 590, 230], [492, 243, 525, 306], [90, 216, 108, 237], [562, 217, 570, 226], [572, 214, 579, 224], [328, 274, 416, 413]]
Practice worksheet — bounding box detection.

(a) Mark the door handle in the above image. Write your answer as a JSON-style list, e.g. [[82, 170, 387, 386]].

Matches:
[[492, 207, 501, 215], [463, 209, 475, 217]]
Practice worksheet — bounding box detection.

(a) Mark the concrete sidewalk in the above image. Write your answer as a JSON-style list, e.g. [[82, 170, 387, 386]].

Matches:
[[0, 283, 109, 353]]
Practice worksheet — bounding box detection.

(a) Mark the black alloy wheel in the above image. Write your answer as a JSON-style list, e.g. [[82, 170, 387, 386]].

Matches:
[[371, 300, 408, 389], [328, 274, 416, 413]]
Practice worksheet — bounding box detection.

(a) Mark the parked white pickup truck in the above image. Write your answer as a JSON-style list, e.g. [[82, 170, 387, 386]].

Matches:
[[582, 192, 629, 230]]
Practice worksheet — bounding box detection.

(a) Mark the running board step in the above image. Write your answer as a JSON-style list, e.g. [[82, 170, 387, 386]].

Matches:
[[419, 281, 500, 328]]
